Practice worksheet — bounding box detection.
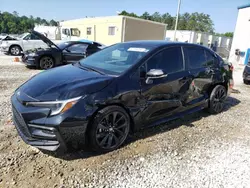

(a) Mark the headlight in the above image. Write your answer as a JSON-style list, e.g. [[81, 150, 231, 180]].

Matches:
[[26, 96, 83, 116], [29, 52, 37, 56]]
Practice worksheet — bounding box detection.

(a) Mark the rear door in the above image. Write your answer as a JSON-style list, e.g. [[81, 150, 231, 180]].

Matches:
[[183, 46, 215, 107], [63, 43, 88, 63], [138, 46, 192, 124]]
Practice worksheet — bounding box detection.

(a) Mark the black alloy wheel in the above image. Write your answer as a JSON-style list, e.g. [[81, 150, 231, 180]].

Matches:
[[39, 56, 54, 70], [89, 106, 130, 152], [208, 85, 227, 114]]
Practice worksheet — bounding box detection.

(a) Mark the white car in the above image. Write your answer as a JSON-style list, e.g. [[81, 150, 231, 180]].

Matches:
[[0, 33, 48, 56]]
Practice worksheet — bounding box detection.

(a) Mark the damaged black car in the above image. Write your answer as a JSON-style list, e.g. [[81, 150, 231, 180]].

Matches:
[[21, 31, 105, 69], [11, 41, 234, 153]]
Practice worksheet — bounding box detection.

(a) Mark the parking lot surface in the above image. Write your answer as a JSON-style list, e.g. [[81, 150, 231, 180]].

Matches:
[[0, 55, 250, 188]]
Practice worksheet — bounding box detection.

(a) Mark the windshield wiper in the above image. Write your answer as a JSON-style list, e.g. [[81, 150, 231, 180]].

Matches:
[[77, 62, 105, 75]]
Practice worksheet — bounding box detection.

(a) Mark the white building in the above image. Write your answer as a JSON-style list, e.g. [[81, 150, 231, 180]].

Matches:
[[166, 30, 232, 48], [229, 4, 250, 66], [166, 30, 232, 58]]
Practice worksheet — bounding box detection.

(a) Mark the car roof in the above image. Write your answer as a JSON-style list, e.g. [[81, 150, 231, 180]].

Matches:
[[78, 39, 94, 44], [61, 41, 92, 45], [122, 40, 208, 49]]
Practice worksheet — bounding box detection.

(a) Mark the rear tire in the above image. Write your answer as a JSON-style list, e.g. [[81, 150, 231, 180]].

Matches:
[[243, 79, 249, 85], [208, 85, 227, 114], [88, 106, 130, 153], [39, 56, 55, 70]]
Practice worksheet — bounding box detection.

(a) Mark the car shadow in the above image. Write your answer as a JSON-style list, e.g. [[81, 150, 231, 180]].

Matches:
[[47, 96, 241, 160]]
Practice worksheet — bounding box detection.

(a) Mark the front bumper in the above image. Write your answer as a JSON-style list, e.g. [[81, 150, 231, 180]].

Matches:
[[0, 46, 9, 53], [11, 94, 89, 152], [21, 54, 39, 67]]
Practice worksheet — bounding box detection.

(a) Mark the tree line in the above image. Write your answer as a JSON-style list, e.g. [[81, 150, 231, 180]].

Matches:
[[0, 10, 233, 38], [0, 11, 58, 34], [119, 11, 233, 37]]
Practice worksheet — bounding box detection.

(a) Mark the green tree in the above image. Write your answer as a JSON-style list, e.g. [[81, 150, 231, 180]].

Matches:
[[186, 12, 214, 33], [151, 12, 162, 22], [161, 13, 174, 28], [224, 32, 233, 37], [0, 11, 58, 34], [49, 19, 58, 26], [141, 12, 152, 20]]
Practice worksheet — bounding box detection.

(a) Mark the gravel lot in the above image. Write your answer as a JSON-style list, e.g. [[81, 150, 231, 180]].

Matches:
[[0, 56, 250, 188]]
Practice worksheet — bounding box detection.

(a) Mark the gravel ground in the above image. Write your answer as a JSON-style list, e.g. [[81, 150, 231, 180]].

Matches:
[[0, 57, 250, 188]]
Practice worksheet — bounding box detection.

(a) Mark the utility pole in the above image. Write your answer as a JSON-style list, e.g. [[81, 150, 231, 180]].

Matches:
[[173, 0, 181, 41]]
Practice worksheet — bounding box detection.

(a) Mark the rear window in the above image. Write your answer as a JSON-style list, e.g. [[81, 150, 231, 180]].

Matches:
[[205, 50, 216, 66], [184, 47, 207, 69]]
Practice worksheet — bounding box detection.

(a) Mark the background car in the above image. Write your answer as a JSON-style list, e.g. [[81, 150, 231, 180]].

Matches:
[[11, 41, 233, 153], [243, 62, 250, 84], [0, 32, 48, 55], [21, 30, 105, 69]]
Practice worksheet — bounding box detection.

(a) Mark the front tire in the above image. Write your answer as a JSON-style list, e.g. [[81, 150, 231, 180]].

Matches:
[[88, 106, 130, 153], [39, 56, 55, 70], [208, 85, 227, 114], [9, 45, 22, 56]]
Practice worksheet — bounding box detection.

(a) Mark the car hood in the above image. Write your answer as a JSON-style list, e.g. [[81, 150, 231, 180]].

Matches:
[[24, 47, 58, 54], [16, 64, 114, 102], [0, 35, 18, 41], [31, 30, 60, 50]]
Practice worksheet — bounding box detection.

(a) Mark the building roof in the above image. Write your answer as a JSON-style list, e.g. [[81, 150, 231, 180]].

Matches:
[[238, 4, 250, 9], [60, 15, 168, 27]]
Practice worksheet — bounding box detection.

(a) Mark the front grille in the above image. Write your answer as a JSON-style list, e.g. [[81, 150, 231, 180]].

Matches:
[[12, 105, 31, 138]]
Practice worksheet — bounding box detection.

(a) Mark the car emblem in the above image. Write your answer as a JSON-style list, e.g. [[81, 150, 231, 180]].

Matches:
[[17, 91, 21, 96]]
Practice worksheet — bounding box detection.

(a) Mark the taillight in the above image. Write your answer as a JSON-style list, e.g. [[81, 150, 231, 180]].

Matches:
[[229, 79, 234, 89], [230, 65, 234, 71]]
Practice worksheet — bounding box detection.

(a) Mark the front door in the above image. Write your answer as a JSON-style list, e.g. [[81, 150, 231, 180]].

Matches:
[[138, 46, 192, 125], [183, 46, 215, 107], [22, 34, 34, 51], [63, 43, 88, 63]]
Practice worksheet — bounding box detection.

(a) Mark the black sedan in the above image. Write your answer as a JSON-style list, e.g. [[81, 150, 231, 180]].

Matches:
[[22, 31, 105, 69], [243, 63, 250, 84], [11, 41, 233, 153]]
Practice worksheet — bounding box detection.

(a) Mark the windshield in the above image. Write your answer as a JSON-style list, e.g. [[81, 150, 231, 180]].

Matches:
[[19, 33, 28, 39], [79, 43, 154, 75], [57, 42, 71, 49]]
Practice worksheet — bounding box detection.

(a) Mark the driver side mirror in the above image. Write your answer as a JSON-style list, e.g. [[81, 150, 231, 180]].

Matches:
[[145, 69, 167, 84]]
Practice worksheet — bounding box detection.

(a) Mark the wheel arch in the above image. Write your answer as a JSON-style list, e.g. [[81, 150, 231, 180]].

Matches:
[[8, 44, 23, 53], [207, 82, 228, 97], [86, 103, 135, 133]]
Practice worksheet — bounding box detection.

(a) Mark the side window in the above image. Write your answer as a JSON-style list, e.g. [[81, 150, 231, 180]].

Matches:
[[67, 43, 88, 53], [23, 34, 31, 40], [30, 34, 40, 40], [108, 26, 115, 36], [87, 27, 92, 35], [62, 29, 70, 36], [71, 28, 80, 37], [184, 47, 207, 69], [205, 50, 216, 66], [146, 47, 184, 74]]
